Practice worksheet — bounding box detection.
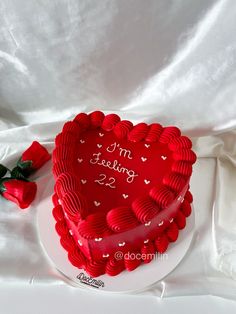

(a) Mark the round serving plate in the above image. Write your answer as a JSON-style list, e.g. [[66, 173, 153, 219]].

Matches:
[[37, 175, 195, 293]]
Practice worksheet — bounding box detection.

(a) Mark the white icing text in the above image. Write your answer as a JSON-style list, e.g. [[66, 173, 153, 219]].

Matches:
[[90, 152, 138, 183], [106, 142, 133, 160]]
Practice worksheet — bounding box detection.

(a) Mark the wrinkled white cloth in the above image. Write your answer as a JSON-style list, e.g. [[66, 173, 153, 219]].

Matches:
[[1, 0, 236, 298]]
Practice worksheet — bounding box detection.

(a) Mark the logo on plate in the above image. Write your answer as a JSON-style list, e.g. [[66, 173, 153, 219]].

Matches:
[[77, 272, 105, 289]]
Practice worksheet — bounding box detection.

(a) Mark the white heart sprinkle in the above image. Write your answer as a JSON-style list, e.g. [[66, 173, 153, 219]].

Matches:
[[78, 240, 83, 246], [102, 253, 109, 258], [141, 157, 147, 162], [118, 242, 126, 247], [99, 133, 104, 137], [158, 221, 164, 226], [122, 194, 129, 199], [78, 158, 83, 163], [161, 155, 167, 160], [94, 201, 101, 207], [80, 139, 85, 144], [144, 179, 150, 185], [145, 221, 151, 226], [97, 144, 102, 148], [95, 237, 103, 242], [145, 144, 150, 148], [81, 179, 87, 184]]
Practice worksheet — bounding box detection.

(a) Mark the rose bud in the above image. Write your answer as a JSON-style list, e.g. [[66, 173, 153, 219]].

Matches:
[[17, 141, 50, 174], [0, 179, 37, 209]]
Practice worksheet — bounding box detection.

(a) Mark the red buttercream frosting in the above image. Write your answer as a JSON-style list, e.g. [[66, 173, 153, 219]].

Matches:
[[159, 127, 181, 144], [131, 196, 160, 223], [124, 252, 142, 271], [55, 131, 77, 146], [105, 257, 125, 276], [62, 190, 88, 222], [175, 210, 186, 229], [145, 123, 163, 142], [149, 186, 175, 208], [141, 242, 156, 263], [166, 222, 179, 242], [60, 234, 76, 251], [63, 121, 81, 135], [155, 234, 169, 253], [55, 221, 69, 236], [169, 135, 192, 150], [106, 206, 139, 232], [101, 114, 120, 131], [172, 161, 192, 176], [55, 172, 81, 199], [113, 120, 133, 139], [78, 213, 111, 239], [128, 123, 149, 142], [89, 111, 105, 128], [52, 204, 64, 221], [86, 260, 106, 277], [73, 113, 90, 130], [180, 199, 192, 217], [163, 172, 186, 192], [68, 248, 86, 268]]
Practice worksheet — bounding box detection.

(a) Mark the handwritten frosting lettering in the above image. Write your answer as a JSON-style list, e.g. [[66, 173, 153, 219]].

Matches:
[[90, 152, 138, 183], [106, 142, 133, 160]]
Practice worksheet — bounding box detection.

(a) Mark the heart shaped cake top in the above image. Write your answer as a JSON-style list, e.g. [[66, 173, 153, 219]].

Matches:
[[52, 111, 196, 262]]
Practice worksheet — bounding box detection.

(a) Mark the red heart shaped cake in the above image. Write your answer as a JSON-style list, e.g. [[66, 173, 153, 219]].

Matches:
[[52, 111, 196, 277]]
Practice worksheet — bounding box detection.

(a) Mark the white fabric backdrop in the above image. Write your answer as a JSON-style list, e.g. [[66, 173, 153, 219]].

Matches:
[[1, 0, 236, 297]]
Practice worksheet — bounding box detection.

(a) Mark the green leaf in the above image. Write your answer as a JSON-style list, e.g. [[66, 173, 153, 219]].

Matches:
[[0, 164, 8, 178], [0, 177, 9, 193], [11, 167, 29, 181], [17, 160, 33, 170]]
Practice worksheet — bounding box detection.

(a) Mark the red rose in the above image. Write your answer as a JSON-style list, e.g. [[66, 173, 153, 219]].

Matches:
[[18, 141, 50, 172], [0, 179, 37, 209]]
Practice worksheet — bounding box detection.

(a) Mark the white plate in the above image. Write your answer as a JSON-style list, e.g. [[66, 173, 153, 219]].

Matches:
[[37, 175, 195, 293]]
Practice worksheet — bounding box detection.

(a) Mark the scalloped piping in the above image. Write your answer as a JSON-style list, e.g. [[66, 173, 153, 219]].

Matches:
[[53, 190, 193, 277]]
